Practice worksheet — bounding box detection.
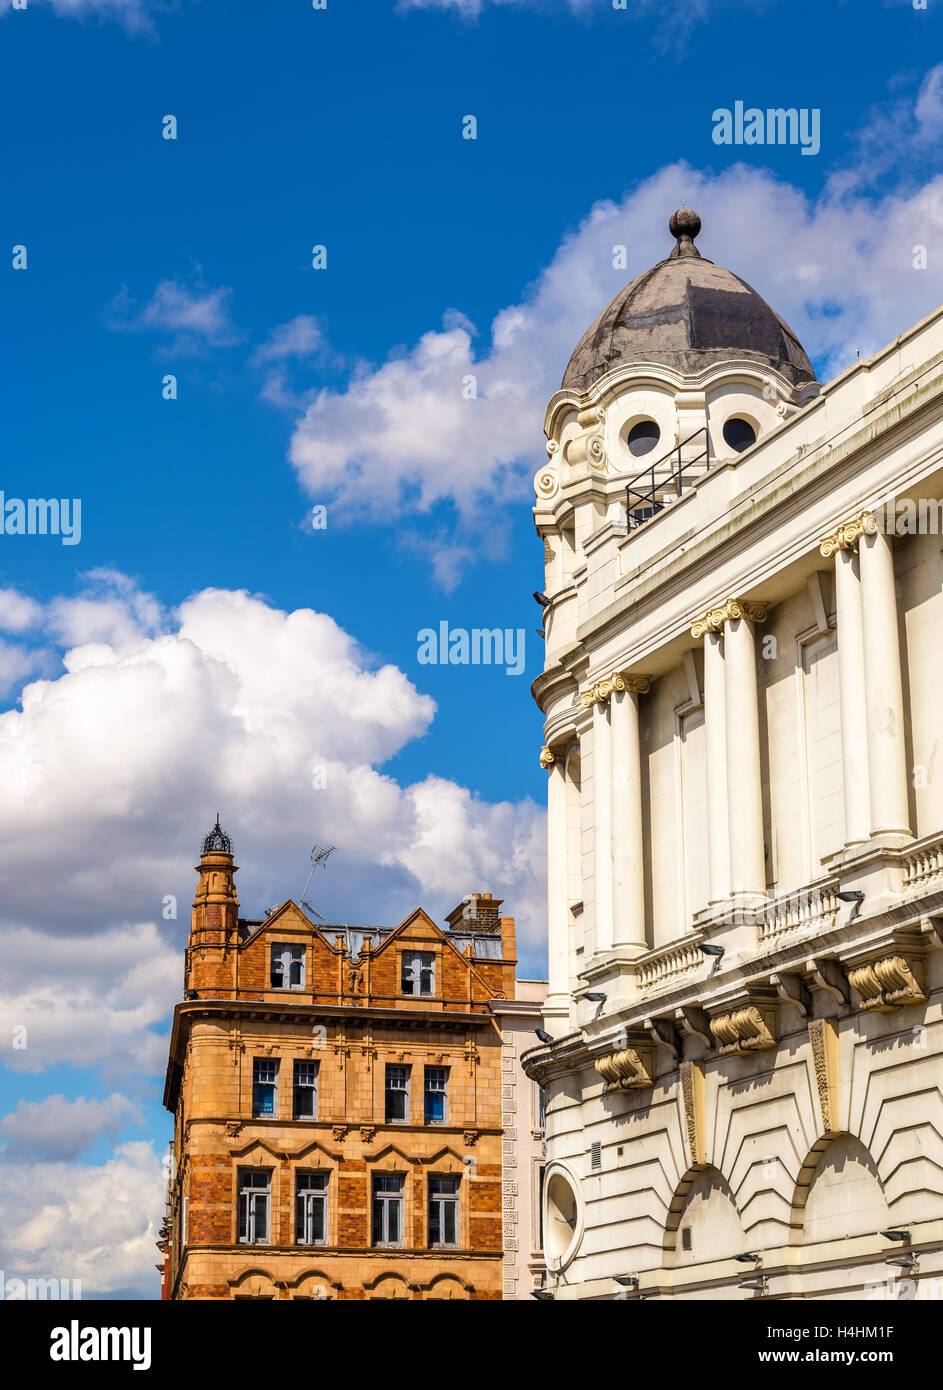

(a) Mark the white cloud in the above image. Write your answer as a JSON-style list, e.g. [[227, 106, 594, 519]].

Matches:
[[287, 136, 943, 583], [252, 315, 324, 366], [106, 277, 242, 354], [0, 589, 43, 634], [0, 923, 180, 1077], [0, 581, 545, 966], [0, 1092, 144, 1161], [0, 1141, 164, 1298]]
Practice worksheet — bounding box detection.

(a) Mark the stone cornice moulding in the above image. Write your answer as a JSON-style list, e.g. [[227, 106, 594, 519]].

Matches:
[[579, 670, 651, 708], [819, 510, 877, 557], [690, 596, 769, 640]]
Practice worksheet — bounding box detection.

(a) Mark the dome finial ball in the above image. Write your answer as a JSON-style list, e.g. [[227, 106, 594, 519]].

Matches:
[[669, 208, 701, 241]]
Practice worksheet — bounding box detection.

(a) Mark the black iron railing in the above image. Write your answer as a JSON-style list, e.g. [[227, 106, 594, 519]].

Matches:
[[624, 427, 711, 531]]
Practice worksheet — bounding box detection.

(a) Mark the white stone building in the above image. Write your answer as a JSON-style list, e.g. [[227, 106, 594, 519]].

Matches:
[[523, 209, 943, 1300], [492, 979, 548, 1299]]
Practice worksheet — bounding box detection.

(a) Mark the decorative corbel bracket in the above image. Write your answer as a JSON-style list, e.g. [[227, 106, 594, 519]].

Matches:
[[846, 952, 927, 1012], [594, 1039, 655, 1091], [771, 971, 812, 1018]]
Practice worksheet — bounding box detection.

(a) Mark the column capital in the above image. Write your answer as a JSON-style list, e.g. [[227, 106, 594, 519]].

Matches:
[[819, 510, 877, 557], [579, 671, 651, 707], [690, 597, 768, 640]]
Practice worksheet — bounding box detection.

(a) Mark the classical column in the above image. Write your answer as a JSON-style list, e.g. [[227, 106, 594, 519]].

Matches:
[[702, 630, 729, 904], [610, 676, 649, 951], [858, 520, 911, 837], [592, 695, 614, 953], [821, 519, 871, 846], [540, 744, 570, 1024], [693, 598, 768, 901]]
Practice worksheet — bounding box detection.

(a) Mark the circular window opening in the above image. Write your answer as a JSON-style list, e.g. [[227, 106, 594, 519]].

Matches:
[[545, 1171, 580, 1264], [627, 419, 660, 457], [723, 417, 757, 453]]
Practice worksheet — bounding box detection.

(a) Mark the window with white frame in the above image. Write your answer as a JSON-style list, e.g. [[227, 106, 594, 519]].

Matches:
[[252, 1057, 279, 1117], [293, 1059, 319, 1119], [401, 950, 435, 996], [295, 1171, 329, 1246], [270, 943, 305, 990], [372, 1174, 405, 1247], [428, 1174, 460, 1248], [385, 1064, 410, 1123], [237, 1169, 271, 1244], [424, 1066, 448, 1124]]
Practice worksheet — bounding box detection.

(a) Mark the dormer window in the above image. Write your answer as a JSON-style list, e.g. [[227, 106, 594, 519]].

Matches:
[[401, 951, 435, 996], [627, 419, 660, 457], [271, 944, 305, 990]]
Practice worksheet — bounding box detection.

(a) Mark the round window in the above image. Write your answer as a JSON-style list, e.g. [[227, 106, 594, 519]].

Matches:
[[627, 419, 660, 457], [544, 1167, 583, 1270], [723, 417, 757, 453]]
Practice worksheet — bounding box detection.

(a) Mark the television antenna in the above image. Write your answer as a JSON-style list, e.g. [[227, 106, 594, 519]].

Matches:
[[300, 844, 335, 920]]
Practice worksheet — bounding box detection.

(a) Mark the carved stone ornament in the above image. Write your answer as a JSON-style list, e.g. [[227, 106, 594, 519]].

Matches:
[[534, 465, 559, 501], [594, 1046, 654, 1090], [709, 1004, 777, 1054], [332, 1125, 349, 1141], [463, 1128, 479, 1147], [808, 1018, 840, 1135], [691, 597, 769, 640], [846, 954, 927, 1011], [539, 745, 555, 769], [679, 1060, 706, 1167], [360, 1126, 376, 1144], [225, 1121, 243, 1138], [819, 511, 877, 558], [580, 671, 651, 707]]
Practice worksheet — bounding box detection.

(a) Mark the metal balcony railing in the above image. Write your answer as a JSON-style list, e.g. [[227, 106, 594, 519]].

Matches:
[[624, 426, 711, 531]]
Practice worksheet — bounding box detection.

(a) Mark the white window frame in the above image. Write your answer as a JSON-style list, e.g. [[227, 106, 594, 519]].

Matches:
[[295, 1171, 329, 1246], [424, 1066, 449, 1125], [237, 1169, 271, 1245], [293, 1058, 319, 1119], [428, 1174, 460, 1248], [401, 950, 435, 997], [270, 943, 305, 990], [372, 1174, 405, 1248], [252, 1057, 279, 1118], [385, 1064, 410, 1123]]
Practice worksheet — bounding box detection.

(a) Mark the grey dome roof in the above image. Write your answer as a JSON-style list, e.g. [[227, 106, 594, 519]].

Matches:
[[562, 209, 816, 394]]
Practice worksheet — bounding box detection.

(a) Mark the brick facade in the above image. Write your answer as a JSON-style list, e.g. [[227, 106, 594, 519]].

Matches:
[[161, 832, 517, 1300]]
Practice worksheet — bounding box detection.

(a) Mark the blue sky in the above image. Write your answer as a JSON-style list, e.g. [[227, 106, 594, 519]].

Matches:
[[1, 0, 942, 1297]]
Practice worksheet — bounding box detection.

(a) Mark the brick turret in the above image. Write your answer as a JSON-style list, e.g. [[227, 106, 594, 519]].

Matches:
[[185, 817, 239, 998]]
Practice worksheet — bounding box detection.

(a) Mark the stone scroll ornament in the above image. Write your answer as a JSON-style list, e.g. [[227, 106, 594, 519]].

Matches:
[[690, 597, 768, 640], [579, 672, 651, 708], [819, 510, 877, 557]]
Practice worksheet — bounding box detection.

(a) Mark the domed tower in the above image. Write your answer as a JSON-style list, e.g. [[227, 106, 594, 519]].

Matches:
[[535, 210, 818, 658], [185, 816, 240, 997]]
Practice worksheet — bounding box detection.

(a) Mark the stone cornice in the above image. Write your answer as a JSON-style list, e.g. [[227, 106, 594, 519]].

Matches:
[[690, 596, 768, 639], [579, 670, 651, 707], [819, 509, 877, 557]]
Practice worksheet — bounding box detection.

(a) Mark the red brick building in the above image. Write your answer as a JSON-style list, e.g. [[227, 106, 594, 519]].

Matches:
[[160, 820, 517, 1299]]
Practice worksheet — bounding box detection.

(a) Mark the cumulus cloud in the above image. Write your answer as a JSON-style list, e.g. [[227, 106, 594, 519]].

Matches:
[[287, 125, 943, 583], [0, 1141, 164, 1298], [105, 277, 242, 354], [0, 581, 544, 960], [0, 1092, 144, 1161], [0, 923, 180, 1077]]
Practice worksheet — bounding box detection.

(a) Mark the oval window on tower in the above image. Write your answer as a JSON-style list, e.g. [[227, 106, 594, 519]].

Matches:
[[723, 417, 757, 453], [627, 419, 660, 457]]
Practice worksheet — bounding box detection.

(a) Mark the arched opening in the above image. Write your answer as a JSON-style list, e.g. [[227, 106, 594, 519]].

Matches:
[[665, 1166, 747, 1267], [795, 1134, 889, 1245]]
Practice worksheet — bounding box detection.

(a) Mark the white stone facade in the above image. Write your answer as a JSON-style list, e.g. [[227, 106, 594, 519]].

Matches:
[[493, 980, 548, 1299], [524, 231, 943, 1300]]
